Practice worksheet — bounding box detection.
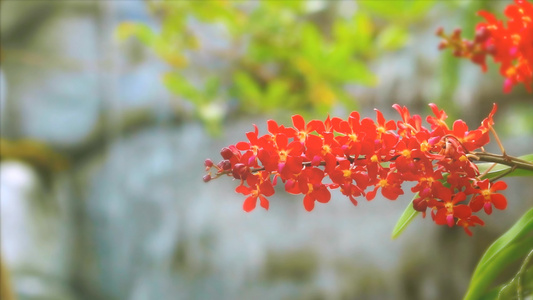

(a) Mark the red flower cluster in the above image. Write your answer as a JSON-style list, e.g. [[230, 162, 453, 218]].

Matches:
[[204, 104, 508, 235], [437, 0, 533, 93]]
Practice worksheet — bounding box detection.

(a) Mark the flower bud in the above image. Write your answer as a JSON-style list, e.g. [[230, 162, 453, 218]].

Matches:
[[220, 147, 234, 160], [219, 160, 231, 170], [202, 175, 212, 183], [452, 28, 462, 39], [413, 197, 428, 212], [474, 27, 490, 43], [204, 159, 214, 168], [232, 163, 249, 180], [465, 40, 474, 51], [486, 44, 496, 55], [438, 40, 448, 50], [435, 26, 444, 37]]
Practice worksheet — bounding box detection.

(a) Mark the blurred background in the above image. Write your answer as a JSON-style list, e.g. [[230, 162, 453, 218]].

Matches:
[[1, 1, 532, 299]]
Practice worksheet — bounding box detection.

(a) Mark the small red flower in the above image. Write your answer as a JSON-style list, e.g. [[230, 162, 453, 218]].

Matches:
[[236, 172, 275, 212], [205, 103, 509, 236], [457, 215, 485, 236], [366, 170, 404, 201], [299, 168, 331, 211], [429, 190, 471, 227], [470, 179, 508, 215], [437, 0, 533, 93]]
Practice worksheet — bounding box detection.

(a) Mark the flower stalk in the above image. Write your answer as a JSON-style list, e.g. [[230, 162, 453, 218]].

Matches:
[[204, 103, 521, 235]]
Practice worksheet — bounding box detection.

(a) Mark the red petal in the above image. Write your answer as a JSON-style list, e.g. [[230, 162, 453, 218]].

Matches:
[[285, 179, 301, 194], [375, 109, 385, 126], [470, 215, 485, 226], [236, 185, 251, 195], [452, 120, 469, 136], [236, 142, 250, 150], [463, 226, 473, 236], [243, 196, 257, 212], [275, 133, 288, 149], [478, 10, 498, 23], [491, 194, 507, 210], [348, 195, 358, 206], [306, 134, 323, 152], [470, 197, 483, 212], [267, 120, 278, 134], [454, 205, 472, 219], [434, 209, 447, 225], [259, 195, 269, 210], [260, 181, 275, 197], [476, 179, 490, 190], [292, 115, 305, 131], [491, 181, 507, 192], [307, 120, 325, 134], [382, 187, 401, 200], [366, 188, 377, 201], [287, 141, 303, 156], [314, 187, 331, 203], [303, 194, 314, 212]]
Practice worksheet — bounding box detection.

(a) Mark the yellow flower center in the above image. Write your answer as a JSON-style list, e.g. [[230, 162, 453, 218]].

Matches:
[[482, 189, 491, 200], [378, 179, 388, 187], [343, 170, 352, 178], [420, 141, 429, 152], [279, 150, 288, 162], [506, 67, 517, 77], [298, 131, 307, 142], [251, 145, 259, 156], [512, 34, 521, 44], [322, 145, 331, 155], [348, 133, 358, 142], [445, 202, 454, 213]]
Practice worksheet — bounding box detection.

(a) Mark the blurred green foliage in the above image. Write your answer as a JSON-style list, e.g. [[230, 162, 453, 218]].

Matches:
[[116, 0, 436, 134]]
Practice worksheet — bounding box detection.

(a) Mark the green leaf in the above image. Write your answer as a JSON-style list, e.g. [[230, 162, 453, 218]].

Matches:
[[377, 26, 409, 51], [464, 207, 533, 300], [162, 73, 202, 104], [350, 12, 373, 55], [264, 79, 290, 109], [358, 0, 433, 22], [391, 193, 420, 239], [300, 23, 323, 61], [477, 154, 533, 179], [488, 250, 533, 299], [233, 71, 263, 107], [115, 22, 155, 46]]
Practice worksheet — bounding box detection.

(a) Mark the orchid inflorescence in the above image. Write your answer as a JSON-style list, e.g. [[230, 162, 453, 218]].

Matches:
[[203, 104, 517, 236], [437, 0, 533, 93]]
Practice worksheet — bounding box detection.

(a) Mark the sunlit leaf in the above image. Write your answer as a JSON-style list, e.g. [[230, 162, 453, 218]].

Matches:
[[377, 26, 409, 51], [464, 208, 533, 300], [233, 71, 263, 107], [358, 0, 434, 22], [162, 73, 202, 104], [115, 22, 155, 45]]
